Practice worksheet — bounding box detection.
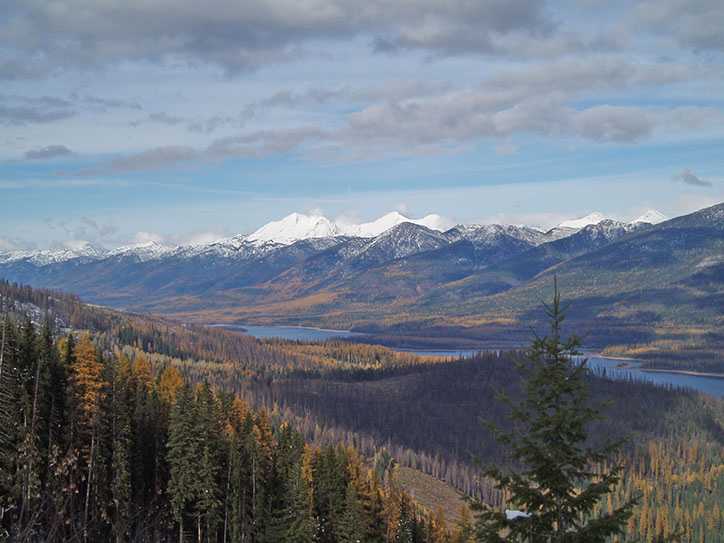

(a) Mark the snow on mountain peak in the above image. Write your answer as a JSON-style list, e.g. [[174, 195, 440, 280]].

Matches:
[[108, 240, 174, 261], [1, 241, 108, 266], [246, 213, 340, 245], [341, 212, 449, 238], [633, 209, 667, 224], [245, 211, 450, 245], [558, 212, 608, 229], [416, 213, 451, 232]]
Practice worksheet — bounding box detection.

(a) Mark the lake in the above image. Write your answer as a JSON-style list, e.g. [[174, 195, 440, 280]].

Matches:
[[213, 323, 364, 342], [215, 324, 724, 398]]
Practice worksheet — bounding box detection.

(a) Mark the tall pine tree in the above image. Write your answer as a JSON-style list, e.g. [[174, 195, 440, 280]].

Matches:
[[475, 279, 636, 542]]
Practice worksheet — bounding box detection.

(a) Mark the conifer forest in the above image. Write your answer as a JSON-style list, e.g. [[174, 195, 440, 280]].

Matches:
[[0, 281, 721, 541]]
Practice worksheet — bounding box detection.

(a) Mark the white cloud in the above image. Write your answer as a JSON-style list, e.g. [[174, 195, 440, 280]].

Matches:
[[133, 231, 165, 244], [185, 232, 226, 246]]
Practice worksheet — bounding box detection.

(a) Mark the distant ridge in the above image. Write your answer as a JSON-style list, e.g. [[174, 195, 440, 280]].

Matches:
[[0, 207, 671, 264], [633, 209, 667, 224], [558, 212, 609, 229]]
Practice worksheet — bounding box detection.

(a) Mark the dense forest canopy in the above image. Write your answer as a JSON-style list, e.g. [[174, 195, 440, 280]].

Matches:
[[0, 317, 466, 542]]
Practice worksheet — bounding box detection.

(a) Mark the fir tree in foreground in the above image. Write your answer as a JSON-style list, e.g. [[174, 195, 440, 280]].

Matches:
[[475, 279, 637, 542]]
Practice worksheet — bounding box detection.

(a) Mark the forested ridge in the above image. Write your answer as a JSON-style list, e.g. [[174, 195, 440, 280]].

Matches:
[[0, 316, 471, 542], [0, 281, 722, 541]]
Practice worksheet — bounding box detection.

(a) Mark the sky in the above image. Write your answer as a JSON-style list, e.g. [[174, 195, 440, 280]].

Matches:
[[1, 0, 723, 250]]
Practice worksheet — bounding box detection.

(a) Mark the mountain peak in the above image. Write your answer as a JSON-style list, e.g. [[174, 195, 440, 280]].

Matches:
[[108, 240, 174, 261], [558, 212, 608, 229], [246, 212, 340, 245], [245, 211, 450, 244], [633, 209, 667, 224], [1, 241, 108, 266]]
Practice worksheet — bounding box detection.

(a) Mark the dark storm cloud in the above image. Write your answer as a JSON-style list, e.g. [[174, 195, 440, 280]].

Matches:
[[674, 169, 713, 187], [24, 145, 74, 160]]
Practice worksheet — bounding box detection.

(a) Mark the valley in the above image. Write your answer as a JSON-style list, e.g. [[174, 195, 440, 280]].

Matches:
[[214, 322, 724, 397], [2, 203, 721, 373]]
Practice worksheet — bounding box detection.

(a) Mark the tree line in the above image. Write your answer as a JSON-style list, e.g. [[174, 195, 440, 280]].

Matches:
[[0, 314, 481, 542], [1, 280, 721, 541]]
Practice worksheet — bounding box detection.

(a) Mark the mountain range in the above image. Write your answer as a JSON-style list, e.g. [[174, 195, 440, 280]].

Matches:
[[0, 209, 664, 266], [0, 204, 721, 354]]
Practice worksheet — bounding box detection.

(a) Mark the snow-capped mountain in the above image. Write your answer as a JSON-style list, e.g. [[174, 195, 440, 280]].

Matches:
[[1, 203, 721, 326], [633, 209, 667, 224], [177, 234, 281, 260], [0, 241, 107, 265], [340, 212, 449, 238], [245, 211, 449, 245], [558, 212, 609, 229], [107, 241, 174, 262], [0, 208, 671, 267], [556, 209, 666, 230], [447, 224, 551, 246], [569, 219, 646, 244], [247, 213, 341, 245], [350, 222, 450, 265]]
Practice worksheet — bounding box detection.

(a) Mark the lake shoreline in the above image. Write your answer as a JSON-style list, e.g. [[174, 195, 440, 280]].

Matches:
[[639, 368, 724, 380], [209, 323, 724, 396]]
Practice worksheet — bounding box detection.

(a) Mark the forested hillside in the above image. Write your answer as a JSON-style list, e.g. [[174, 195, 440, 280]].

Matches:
[[1, 281, 722, 541], [0, 317, 467, 542]]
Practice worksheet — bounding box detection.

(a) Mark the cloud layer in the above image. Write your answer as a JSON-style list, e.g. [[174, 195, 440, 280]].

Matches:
[[1, 0, 723, 249], [2, 0, 555, 76], [24, 144, 73, 160]]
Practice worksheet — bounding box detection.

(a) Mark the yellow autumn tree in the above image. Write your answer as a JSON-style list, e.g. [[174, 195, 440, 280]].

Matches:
[[69, 333, 106, 542], [71, 334, 105, 433], [157, 365, 184, 406], [131, 352, 153, 391]]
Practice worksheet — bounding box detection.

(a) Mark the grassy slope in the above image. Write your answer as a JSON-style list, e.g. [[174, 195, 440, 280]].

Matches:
[[396, 466, 470, 525]]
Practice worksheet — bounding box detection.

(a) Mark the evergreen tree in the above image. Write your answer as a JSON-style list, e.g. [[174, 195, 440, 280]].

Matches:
[[394, 492, 415, 543], [45, 332, 74, 540], [110, 356, 132, 543], [361, 476, 387, 543], [227, 412, 256, 543], [194, 384, 222, 542], [167, 384, 196, 543], [283, 460, 317, 543], [475, 280, 637, 542], [338, 481, 367, 543], [16, 316, 44, 534], [0, 316, 21, 534], [196, 442, 221, 542], [45, 338, 67, 455], [313, 445, 349, 543]]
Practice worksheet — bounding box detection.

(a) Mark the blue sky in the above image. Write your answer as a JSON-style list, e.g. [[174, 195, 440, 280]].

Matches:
[[1, 0, 723, 250]]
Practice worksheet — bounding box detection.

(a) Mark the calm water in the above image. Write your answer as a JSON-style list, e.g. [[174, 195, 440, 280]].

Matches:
[[214, 323, 363, 342], [216, 324, 724, 398]]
